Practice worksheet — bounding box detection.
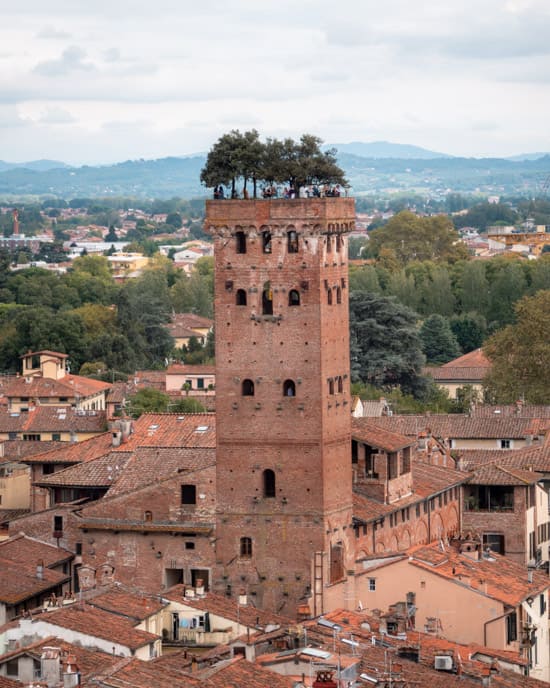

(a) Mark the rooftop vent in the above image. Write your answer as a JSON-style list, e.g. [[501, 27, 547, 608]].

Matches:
[[434, 655, 453, 671]]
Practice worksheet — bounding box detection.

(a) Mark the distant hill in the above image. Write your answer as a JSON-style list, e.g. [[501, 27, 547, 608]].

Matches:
[[327, 141, 451, 160], [0, 159, 72, 173], [0, 151, 549, 199], [506, 152, 549, 162]]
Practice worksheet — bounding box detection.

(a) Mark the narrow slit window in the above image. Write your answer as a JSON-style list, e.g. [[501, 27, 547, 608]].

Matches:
[[262, 282, 273, 315], [336, 287, 342, 304], [240, 537, 252, 558], [327, 289, 333, 306], [287, 230, 299, 253], [235, 231, 247, 254], [263, 469, 276, 497]]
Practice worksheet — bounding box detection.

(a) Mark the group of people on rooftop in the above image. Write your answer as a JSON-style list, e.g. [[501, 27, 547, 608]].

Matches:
[[212, 183, 344, 200]]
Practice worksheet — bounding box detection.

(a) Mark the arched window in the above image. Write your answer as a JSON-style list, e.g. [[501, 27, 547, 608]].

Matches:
[[337, 376, 343, 393], [336, 234, 342, 252], [328, 379, 335, 395], [144, 510, 152, 522], [236, 289, 247, 306], [336, 287, 342, 304], [287, 230, 299, 253], [235, 231, 247, 254], [262, 281, 273, 315], [283, 380, 296, 397], [327, 289, 333, 306], [242, 379, 255, 396], [288, 289, 300, 306], [327, 236, 332, 253], [240, 537, 252, 558], [263, 469, 276, 497], [262, 231, 272, 254]]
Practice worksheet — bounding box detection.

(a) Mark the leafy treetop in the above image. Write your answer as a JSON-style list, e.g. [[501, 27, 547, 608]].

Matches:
[[200, 130, 347, 197]]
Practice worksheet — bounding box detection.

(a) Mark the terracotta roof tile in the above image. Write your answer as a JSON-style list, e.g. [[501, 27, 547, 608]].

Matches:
[[467, 463, 541, 486], [472, 404, 550, 419], [170, 313, 213, 330], [4, 372, 110, 400], [166, 364, 216, 375], [0, 533, 73, 567], [87, 587, 167, 622], [22, 432, 114, 464], [199, 656, 293, 688], [365, 414, 543, 439], [425, 365, 488, 381], [351, 419, 413, 451], [457, 444, 550, 471], [408, 541, 549, 607], [0, 440, 65, 461], [40, 603, 159, 650], [443, 348, 492, 369], [35, 451, 131, 488], [163, 586, 293, 630], [90, 656, 205, 687], [0, 559, 69, 604], [122, 413, 215, 449], [0, 406, 108, 434]]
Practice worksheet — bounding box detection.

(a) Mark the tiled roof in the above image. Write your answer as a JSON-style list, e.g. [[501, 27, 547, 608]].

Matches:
[[443, 348, 492, 369], [87, 587, 167, 622], [365, 414, 543, 439], [0, 676, 21, 688], [41, 603, 159, 650], [170, 313, 213, 330], [0, 440, 64, 460], [133, 370, 166, 390], [89, 656, 205, 688], [467, 463, 541, 486], [166, 363, 216, 375], [122, 413, 216, 449], [408, 541, 549, 606], [425, 366, 488, 381], [163, 586, 293, 631], [0, 533, 73, 567], [22, 431, 114, 464], [0, 406, 108, 433], [4, 372, 110, 400], [22, 350, 69, 359], [351, 419, 412, 451], [456, 443, 550, 471], [106, 446, 215, 496], [0, 636, 120, 677], [34, 450, 131, 488], [353, 462, 467, 521], [198, 656, 293, 688], [472, 404, 550, 419], [0, 508, 30, 524], [0, 559, 69, 604]]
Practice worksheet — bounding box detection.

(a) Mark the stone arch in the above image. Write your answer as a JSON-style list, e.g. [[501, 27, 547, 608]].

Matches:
[[399, 529, 412, 551], [375, 540, 386, 553], [415, 519, 429, 544], [390, 535, 398, 552], [431, 512, 445, 540]]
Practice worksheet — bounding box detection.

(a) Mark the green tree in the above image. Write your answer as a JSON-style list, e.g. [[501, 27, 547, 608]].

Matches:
[[450, 313, 487, 353], [349, 265, 381, 293], [127, 388, 171, 417], [165, 212, 183, 229], [349, 292, 425, 395], [484, 290, 550, 403], [369, 211, 468, 265], [386, 269, 418, 310], [487, 261, 527, 329], [170, 397, 207, 413], [460, 261, 489, 316], [420, 314, 461, 364]]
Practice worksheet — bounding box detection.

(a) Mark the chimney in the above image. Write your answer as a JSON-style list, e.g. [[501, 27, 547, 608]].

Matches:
[[62, 654, 81, 688], [195, 578, 205, 597], [238, 590, 248, 607], [36, 560, 44, 580], [41, 646, 61, 688], [12, 208, 19, 236]]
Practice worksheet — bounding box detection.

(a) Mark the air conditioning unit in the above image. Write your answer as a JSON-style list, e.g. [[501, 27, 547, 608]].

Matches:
[[434, 655, 453, 671]]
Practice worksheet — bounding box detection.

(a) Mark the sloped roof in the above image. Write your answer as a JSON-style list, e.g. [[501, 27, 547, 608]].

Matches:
[[0, 440, 64, 461], [40, 603, 159, 650], [0, 559, 69, 604], [351, 419, 412, 451], [443, 348, 492, 369], [456, 443, 550, 471], [467, 463, 541, 486], [408, 541, 549, 607], [34, 451, 131, 488], [87, 587, 167, 622], [123, 413, 215, 449], [425, 366, 488, 382], [21, 431, 114, 464], [87, 656, 205, 688], [166, 364, 216, 375], [0, 533, 72, 567], [0, 406, 107, 434], [4, 373, 110, 400]]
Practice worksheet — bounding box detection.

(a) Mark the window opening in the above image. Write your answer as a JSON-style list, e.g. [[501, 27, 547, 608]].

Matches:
[[262, 231, 272, 253], [262, 281, 273, 315], [283, 380, 296, 397], [330, 541, 344, 583], [242, 379, 255, 396], [337, 376, 343, 393], [144, 510, 153, 522], [235, 231, 246, 254], [181, 484, 197, 505], [288, 289, 300, 306], [327, 289, 333, 306], [236, 289, 247, 306], [336, 287, 342, 304], [328, 379, 334, 395], [287, 230, 298, 253], [240, 537, 252, 558], [263, 469, 276, 497]]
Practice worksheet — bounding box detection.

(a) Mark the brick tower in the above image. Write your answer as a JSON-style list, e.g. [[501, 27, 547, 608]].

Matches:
[[207, 197, 356, 616]]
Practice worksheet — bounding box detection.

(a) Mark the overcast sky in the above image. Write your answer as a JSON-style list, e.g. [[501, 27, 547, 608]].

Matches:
[[1, 0, 549, 164]]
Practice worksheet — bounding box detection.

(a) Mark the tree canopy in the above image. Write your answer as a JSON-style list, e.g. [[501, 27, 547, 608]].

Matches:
[[484, 290, 550, 404], [200, 130, 347, 197]]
